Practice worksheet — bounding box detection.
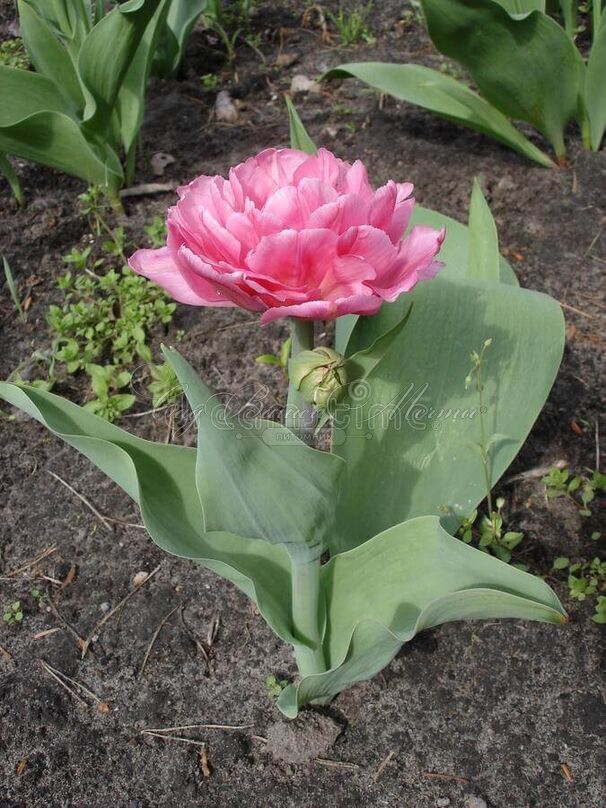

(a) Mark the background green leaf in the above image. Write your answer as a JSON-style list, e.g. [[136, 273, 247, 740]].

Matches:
[[467, 178, 500, 282], [285, 96, 318, 155], [333, 277, 565, 553], [78, 0, 163, 138], [420, 0, 585, 158], [586, 7, 606, 150], [153, 0, 208, 77], [117, 0, 172, 168], [323, 62, 554, 167], [278, 516, 565, 716], [17, 0, 84, 110]]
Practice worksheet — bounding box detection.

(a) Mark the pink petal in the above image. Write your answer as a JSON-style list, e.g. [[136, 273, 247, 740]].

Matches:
[[246, 228, 338, 289], [178, 246, 264, 311], [293, 147, 347, 188], [337, 226, 397, 272], [387, 182, 415, 243], [369, 181, 415, 244], [308, 193, 370, 233], [370, 225, 446, 301], [233, 148, 308, 206], [342, 160, 372, 196], [260, 293, 382, 324], [129, 247, 232, 307]]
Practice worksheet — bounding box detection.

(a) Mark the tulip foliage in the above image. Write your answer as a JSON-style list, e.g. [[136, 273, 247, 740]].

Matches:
[[325, 0, 606, 166], [0, 0, 169, 202], [0, 111, 568, 718]]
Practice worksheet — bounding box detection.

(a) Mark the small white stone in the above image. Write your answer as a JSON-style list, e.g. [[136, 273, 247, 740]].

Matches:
[[99, 602, 110, 613], [290, 74, 321, 95], [465, 798, 487, 808], [132, 571, 149, 587], [436, 799, 450, 807], [215, 90, 239, 122]]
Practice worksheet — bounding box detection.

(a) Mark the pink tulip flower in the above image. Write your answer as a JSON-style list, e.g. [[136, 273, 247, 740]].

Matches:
[[129, 148, 445, 322]]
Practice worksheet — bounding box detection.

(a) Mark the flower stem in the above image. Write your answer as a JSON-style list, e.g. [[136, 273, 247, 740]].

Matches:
[[286, 319, 328, 688], [291, 555, 327, 678], [285, 318, 315, 440]]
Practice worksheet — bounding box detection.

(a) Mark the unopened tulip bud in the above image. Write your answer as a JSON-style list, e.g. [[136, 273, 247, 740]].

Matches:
[[290, 347, 347, 409]]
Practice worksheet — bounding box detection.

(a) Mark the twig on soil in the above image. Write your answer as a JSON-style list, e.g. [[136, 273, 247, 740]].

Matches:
[[39, 659, 98, 708], [595, 419, 600, 471], [583, 218, 605, 257], [178, 605, 211, 669], [138, 603, 180, 680], [314, 758, 360, 771], [46, 594, 86, 649], [120, 183, 176, 199], [80, 564, 161, 658], [373, 750, 395, 782], [504, 459, 567, 486], [39, 574, 63, 586], [47, 470, 113, 533], [141, 722, 254, 734], [560, 762, 574, 782], [32, 627, 61, 641], [2, 544, 57, 578], [0, 642, 13, 661], [122, 404, 172, 419], [141, 731, 208, 748], [556, 300, 594, 319], [422, 771, 470, 784], [199, 745, 212, 778], [207, 614, 220, 649]]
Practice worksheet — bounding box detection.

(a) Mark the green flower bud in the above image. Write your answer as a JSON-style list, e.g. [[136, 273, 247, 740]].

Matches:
[[290, 347, 348, 410]]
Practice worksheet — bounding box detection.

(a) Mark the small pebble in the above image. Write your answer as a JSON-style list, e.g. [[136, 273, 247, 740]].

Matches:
[[290, 74, 322, 95], [99, 602, 110, 613], [132, 571, 149, 587], [215, 91, 239, 122], [436, 799, 450, 807], [465, 798, 487, 808]]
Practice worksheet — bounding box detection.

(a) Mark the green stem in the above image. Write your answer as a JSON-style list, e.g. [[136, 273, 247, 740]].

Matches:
[[291, 556, 327, 677], [477, 359, 493, 518], [285, 318, 315, 440], [593, 0, 602, 46]]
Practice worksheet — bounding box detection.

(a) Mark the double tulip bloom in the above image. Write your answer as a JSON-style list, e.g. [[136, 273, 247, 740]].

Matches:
[[130, 148, 445, 322]]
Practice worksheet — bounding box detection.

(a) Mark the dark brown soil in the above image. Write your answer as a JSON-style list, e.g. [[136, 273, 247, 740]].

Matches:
[[1, 2, 604, 807]]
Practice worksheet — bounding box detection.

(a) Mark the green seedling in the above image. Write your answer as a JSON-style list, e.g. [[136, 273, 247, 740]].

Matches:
[[255, 336, 292, 375], [328, 2, 375, 45], [3, 601, 24, 626]]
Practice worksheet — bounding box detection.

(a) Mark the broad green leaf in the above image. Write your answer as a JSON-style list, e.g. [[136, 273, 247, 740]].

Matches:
[[495, 0, 546, 12], [0, 153, 23, 205], [0, 66, 122, 189], [278, 515, 566, 716], [421, 0, 585, 158], [0, 66, 73, 123], [78, 0, 163, 137], [163, 347, 344, 561], [286, 96, 317, 155], [153, 0, 208, 77], [333, 277, 565, 553], [117, 0, 172, 159], [335, 203, 517, 354], [323, 62, 554, 167], [0, 381, 297, 645], [345, 305, 413, 384], [18, 0, 84, 110], [586, 8, 606, 150], [467, 178, 500, 282]]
